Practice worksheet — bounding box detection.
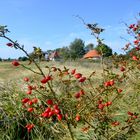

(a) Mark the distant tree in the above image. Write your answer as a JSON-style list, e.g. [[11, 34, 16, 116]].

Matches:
[[18, 56, 28, 61], [46, 50, 53, 55], [95, 43, 112, 57], [85, 43, 94, 52], [0, 58, 2, 61], [7, 58, 11, 61], [114, 52, 118, 56], [56, 47, 70, 60], [69, 38, 85, 60], [18, 57, 22, 61], [22, 56, 28, 61]]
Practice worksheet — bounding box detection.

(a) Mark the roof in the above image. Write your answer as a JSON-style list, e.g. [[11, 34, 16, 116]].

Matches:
[[49, 51, 59, 58], [83, 50, 101, 59]]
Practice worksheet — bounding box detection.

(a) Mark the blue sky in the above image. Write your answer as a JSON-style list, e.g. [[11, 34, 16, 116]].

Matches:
[[0, 0, 140, 58]]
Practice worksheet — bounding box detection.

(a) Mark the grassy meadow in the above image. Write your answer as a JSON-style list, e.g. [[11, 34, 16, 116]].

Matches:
[[0, 60, 103, 82], [0, 60, 140, 140]]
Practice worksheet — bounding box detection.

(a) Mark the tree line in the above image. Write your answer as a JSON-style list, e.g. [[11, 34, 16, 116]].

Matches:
[[0, 38, 113, 61], [53, 38, 113, 60]]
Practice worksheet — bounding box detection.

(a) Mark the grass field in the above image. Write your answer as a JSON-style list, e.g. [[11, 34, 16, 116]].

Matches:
[[0, 60, 140, 140], [0, 61, 103, 82]]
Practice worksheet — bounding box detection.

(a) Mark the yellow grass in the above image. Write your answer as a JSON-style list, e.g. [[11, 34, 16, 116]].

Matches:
[[0, 61, 103, 82]]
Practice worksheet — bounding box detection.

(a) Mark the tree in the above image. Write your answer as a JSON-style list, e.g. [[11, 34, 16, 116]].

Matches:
[[7, 58, 11, 61], [56, 47, 70, 60], [114, 52, 118, 56], [69, 38, 85, 60], [18, 56, 28, 61], [95, 43, 112, 57], [85, 43, 94, 52], [46, 50, 53, 55]]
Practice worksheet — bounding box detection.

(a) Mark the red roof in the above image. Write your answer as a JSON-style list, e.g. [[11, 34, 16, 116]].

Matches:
[[83, 50, 101, 59], [49, 51, 59, 58]]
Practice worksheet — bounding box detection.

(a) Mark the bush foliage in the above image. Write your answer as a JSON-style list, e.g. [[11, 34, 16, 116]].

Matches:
[[0, 17, 140, 140]]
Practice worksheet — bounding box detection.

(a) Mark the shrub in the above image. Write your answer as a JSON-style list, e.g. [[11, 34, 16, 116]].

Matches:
[[0, 18, 140, 140]]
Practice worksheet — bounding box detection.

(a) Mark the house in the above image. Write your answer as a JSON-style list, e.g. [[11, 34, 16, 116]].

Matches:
[[83, 50, 101, 60], [43, 51, 50, 61], [49, 51, 60, 61]]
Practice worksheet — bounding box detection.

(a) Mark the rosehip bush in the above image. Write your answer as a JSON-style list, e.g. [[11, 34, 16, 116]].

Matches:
[[0, 17, 140, 140]]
